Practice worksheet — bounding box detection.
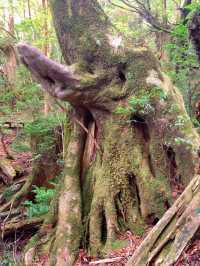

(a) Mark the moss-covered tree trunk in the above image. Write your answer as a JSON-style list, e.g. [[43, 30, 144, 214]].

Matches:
[[16, 1, 200, 265]]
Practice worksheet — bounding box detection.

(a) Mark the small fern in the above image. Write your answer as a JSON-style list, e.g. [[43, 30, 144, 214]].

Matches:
[[24, 186, 55, 218]]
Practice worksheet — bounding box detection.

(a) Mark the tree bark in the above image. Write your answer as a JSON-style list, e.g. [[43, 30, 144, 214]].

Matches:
[[16, 1, 200, 265], [49, 0, 111, 65]]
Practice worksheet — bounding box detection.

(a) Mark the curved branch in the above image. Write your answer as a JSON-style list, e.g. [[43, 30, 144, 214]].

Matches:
[[16, 43, 116, 109], [0, 26, 17, 40]]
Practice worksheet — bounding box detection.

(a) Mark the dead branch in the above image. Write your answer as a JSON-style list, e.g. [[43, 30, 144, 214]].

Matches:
[[0, 208, 21, 219], [89, 257, 123, 264], [1, 200, 14, 239], [108, 0, 171, 33], [0, 26, 17, 40]]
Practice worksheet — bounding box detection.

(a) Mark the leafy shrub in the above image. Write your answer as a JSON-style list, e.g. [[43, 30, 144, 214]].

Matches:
[[24, 113, 66, 136], [164, 16, 199, 115], [11, 142, 31, 153], [11, 113, 66, 158]]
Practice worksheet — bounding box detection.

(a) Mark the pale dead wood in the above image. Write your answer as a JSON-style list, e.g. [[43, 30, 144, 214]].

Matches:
[[89, 257, 123, 264]]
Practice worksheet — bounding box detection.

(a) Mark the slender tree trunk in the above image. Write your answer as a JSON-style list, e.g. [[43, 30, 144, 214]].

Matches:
[[0, 2, 17, 85], [27, 0, 31, 19], [42, 0, 52, 115], [23, 0, 26, 19]]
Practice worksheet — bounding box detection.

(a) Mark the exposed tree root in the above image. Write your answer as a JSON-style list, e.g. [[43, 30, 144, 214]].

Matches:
[[90, 257, 123, 264], [126, 174, 200, 266], [88, 198, 119, 253], [23, 196, 59, 266], [48, 112, 85, 266], [0, 217, 43, 237]]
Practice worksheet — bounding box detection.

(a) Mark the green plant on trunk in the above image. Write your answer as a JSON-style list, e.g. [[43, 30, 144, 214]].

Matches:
[[115, 86, 167, 115]]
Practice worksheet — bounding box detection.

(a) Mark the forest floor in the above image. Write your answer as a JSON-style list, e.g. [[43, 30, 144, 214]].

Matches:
[[1, 129, 200, 265], [76, 238, 200, 266]]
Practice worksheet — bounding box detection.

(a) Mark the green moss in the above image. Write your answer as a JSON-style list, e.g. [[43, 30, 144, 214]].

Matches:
[[124, 49, 161, 95], [127, 86, 167, 114], [130, 224, 146, 237], [109, 239, 129, 250]]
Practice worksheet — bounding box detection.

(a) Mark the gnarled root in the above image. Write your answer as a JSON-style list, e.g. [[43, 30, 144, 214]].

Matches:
[[89, 198, 119, 254]]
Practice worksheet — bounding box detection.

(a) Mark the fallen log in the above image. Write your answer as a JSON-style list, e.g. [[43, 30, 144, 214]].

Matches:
[[126, 175, 200, 266]]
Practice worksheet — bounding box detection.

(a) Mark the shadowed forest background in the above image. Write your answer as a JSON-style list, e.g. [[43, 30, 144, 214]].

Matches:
[[1, 0, 200, 265]]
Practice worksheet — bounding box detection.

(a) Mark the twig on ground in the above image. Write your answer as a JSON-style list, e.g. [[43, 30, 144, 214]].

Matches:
[[89, 257, 123, 264]]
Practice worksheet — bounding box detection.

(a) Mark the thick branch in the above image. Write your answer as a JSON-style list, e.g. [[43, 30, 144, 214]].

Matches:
[[17, 43, 79, 92], [16, 43, 116, 109]]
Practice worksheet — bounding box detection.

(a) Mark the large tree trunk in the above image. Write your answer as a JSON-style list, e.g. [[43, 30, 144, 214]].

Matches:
[[16, 1, 200, 265]]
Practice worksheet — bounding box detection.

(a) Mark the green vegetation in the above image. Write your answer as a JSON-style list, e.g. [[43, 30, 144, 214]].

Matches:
[[24, 185, 55, 218], [115, 86, 167, 116], [0, 256, 22, 266]]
